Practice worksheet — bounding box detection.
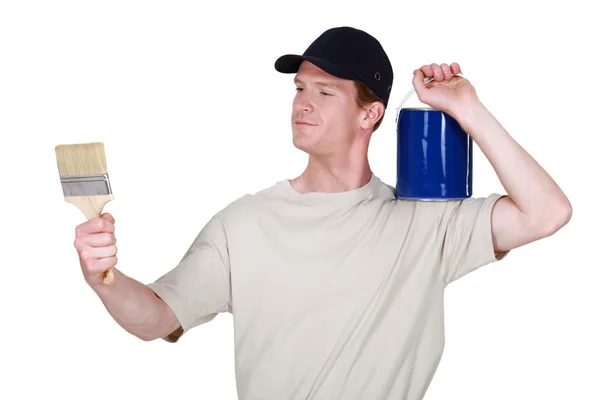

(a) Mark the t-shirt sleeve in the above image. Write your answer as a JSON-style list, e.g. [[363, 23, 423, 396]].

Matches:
[[146, 214, 231, 343], [437, 193, 510, 286]]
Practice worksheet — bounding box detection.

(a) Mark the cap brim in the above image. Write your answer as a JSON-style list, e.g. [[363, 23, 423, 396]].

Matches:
[[274, 55, 359, 81]]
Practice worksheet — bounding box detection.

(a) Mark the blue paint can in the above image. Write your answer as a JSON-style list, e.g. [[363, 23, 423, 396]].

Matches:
[[394, 78, 473, 200]]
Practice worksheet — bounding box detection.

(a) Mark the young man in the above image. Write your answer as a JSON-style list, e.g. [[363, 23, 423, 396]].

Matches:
[[75, 27, 572, 399]]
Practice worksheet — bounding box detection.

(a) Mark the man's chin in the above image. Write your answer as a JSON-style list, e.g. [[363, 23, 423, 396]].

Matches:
[[292, 136, 314, 154], [292, 141, 310, 154]]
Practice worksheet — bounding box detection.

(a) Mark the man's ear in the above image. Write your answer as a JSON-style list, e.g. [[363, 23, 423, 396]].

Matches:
[[360, 102, 385, 130]]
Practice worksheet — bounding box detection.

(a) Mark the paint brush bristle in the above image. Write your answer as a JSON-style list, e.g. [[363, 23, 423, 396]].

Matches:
[[55, 142, 108, 177]]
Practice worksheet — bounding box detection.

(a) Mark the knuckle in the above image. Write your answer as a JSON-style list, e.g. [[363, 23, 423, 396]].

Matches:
[[74, 237, 84, 248], [84, 258, 96, 270]]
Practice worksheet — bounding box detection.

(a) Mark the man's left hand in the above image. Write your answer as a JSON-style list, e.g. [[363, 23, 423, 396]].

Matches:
[[412, 62, 479, 121]]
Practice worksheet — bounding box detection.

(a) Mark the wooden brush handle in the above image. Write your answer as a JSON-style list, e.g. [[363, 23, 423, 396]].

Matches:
[[65, 194, 115, 285]]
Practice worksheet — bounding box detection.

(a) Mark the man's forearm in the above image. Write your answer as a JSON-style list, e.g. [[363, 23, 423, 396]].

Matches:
[[457, 101, 572, 227], [90, 268, 179, 341]]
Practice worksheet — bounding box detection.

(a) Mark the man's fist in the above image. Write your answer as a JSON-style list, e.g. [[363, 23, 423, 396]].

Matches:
[[73, 213, 118, 285]]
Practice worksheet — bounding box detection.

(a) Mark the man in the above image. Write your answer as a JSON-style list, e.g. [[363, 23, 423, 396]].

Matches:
[[74, 27, 572, 399]]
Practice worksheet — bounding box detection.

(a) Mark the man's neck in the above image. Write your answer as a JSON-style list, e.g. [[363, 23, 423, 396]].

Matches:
[[290, 155, 373, 194]]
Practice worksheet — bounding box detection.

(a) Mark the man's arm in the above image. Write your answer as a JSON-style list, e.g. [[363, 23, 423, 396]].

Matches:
[[73, 213, 181, 341], [457, 101, 572, 253], [412, 63, 572, 254], [91, 268, 181, 341]]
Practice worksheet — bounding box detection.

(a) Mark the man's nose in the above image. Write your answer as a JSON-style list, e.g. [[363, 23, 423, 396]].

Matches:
[[294, 92, 313, 112]]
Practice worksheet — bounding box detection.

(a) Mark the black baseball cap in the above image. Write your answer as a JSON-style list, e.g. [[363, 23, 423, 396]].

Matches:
[[274, 26, 394, 107]]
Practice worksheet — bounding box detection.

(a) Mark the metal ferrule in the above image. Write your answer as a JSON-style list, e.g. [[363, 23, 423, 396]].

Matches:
[[60, 173, 112, 197]]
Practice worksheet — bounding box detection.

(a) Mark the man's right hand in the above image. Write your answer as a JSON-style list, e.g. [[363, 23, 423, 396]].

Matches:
[[74, 212, 118, 286]]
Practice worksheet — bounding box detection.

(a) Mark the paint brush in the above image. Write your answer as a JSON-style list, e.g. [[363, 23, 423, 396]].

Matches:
[[55, 142, 115, 285]]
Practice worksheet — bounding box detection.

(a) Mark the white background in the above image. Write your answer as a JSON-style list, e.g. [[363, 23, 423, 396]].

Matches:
[[1, 1, 598, 399]]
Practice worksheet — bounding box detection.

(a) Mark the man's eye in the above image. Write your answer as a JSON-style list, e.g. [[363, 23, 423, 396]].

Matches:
[[295, 88, 303, 91], [321, 92, 332, 96]]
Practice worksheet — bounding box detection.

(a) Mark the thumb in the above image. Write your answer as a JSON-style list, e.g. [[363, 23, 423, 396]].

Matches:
[[412, 69, 428, 100], [101, 212, 115, 224]]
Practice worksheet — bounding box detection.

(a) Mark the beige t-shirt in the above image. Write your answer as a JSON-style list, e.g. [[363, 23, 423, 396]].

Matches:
[[147, 174, 509, 400]]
